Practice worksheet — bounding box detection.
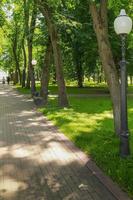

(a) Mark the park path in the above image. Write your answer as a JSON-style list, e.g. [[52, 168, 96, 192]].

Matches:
[[0, 84, 130, 200]]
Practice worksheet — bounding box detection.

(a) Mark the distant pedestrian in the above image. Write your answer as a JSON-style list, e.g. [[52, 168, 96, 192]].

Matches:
[[2, 77, 5, 84], [7, 76, 10, 85]]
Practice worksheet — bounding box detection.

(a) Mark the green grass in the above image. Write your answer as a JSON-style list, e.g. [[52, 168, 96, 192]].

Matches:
[[16, 84, 133, 95], [15, 85, 40, 94], [16, 84, 109, 95], [16, 84, 133, 197], [38, 96, 133, 197]]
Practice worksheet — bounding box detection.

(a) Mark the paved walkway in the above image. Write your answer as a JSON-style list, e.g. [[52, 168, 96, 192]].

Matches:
[[0, 85, 130, 200]]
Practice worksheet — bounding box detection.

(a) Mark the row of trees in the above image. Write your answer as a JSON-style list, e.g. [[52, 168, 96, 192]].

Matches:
[[0, 0, 133, 135]]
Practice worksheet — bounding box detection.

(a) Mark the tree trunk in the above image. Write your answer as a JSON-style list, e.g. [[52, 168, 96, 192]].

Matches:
[[73, 42, 84, 88], [22, 69, 26, 88], [40, 40, 52, 104], [22, 38, 27, 88], [24, 0, 30, 89], [12, 24, 21, 85], [18, 68, 22, 85], [76, 62, 83, 88], [28, 41, 36, 95], [14, 70, 18, 85], [28, 2, 37, 96], [129, 75, 132, 85], [26, 71, 31, 88], [12, 46, 20, 85], [89, 1, 121, 135], [24, 0, 37, 95], [37, 0, 69, 107], [75, 53, 83, 88]]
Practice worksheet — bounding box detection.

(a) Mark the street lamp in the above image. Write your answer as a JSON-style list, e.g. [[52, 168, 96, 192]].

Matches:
[[32, 59, 37, 66], [31, 59, 37, 96], [114, 9, 132, 157], [31, 59, 37, 79]]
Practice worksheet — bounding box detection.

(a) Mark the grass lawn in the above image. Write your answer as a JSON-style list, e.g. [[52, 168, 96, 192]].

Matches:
[[16, 84, 109, 95], [16, 84, 133, 95], [17, 85, 133, 197], [39, 96, 133, 197]]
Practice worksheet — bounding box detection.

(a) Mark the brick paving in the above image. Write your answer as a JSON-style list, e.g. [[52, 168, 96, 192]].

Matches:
[[0, 84, 130, 200]]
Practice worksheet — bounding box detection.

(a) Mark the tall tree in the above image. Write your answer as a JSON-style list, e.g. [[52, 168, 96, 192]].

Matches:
[[89, 0, 121, 134], [24, 0, 37, 95], [36, 0, 69, 107], [11, 24, 21, 84], [9, 3, 23, 84], [22, 34, 27, 88], [40, 39, 52, 104]]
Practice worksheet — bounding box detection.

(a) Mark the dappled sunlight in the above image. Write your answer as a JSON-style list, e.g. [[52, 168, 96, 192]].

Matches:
[[0, 85, 121, 199], [129, 108, 133, 112], [4, 132, 81, 166], [0, 91, 8, 95], [18, 110, 35, 117], [25, 121, 50, 128], [0, 133, 80, 167], [0, 176, 27, 199], [0, 146, 8, 158], [10, 146, 35, 159], [40, 141, 77, 165], [26, 121, 40, 126], [48, 108, 113, 135], [8, 144, 41, 160]]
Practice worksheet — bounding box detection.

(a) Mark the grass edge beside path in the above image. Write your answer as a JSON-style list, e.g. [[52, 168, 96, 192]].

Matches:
[[16, 86, 133, 198]]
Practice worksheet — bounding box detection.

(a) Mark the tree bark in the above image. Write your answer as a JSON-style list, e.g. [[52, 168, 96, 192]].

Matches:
[[12, 41, 21, 85], [73, 43, 84, 88], [36, 0, 69, 107], [26, 72, 31, 88], [24, 0, 30, 89], [28, 1, 37, 96], [89, 1, 121, 135], [14, 70, 18, 85], [40, 39, 52, 104], [24, 0, 37, 94], [76, 58, 83, 88], [28, 40, 36, 95], [129, 75, 132, 85], [22, 37, 27, 88]]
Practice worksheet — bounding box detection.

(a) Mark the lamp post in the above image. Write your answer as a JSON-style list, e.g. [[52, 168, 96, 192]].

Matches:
[[31, 59, 37, 79], [114, 9, 132, 157], [31, 59, 37, 96]]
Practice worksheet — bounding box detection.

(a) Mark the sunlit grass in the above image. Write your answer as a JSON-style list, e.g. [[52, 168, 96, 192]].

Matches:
[[44, 108, 113, 139], [39, 96, 133, 197], [16, 84, 133, 95], [16, 84, 110, 95], [17, 85, 133, 197]]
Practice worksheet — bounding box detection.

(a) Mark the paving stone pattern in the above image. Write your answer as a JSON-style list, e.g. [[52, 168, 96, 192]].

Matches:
[[0, 85, 125, 200]]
